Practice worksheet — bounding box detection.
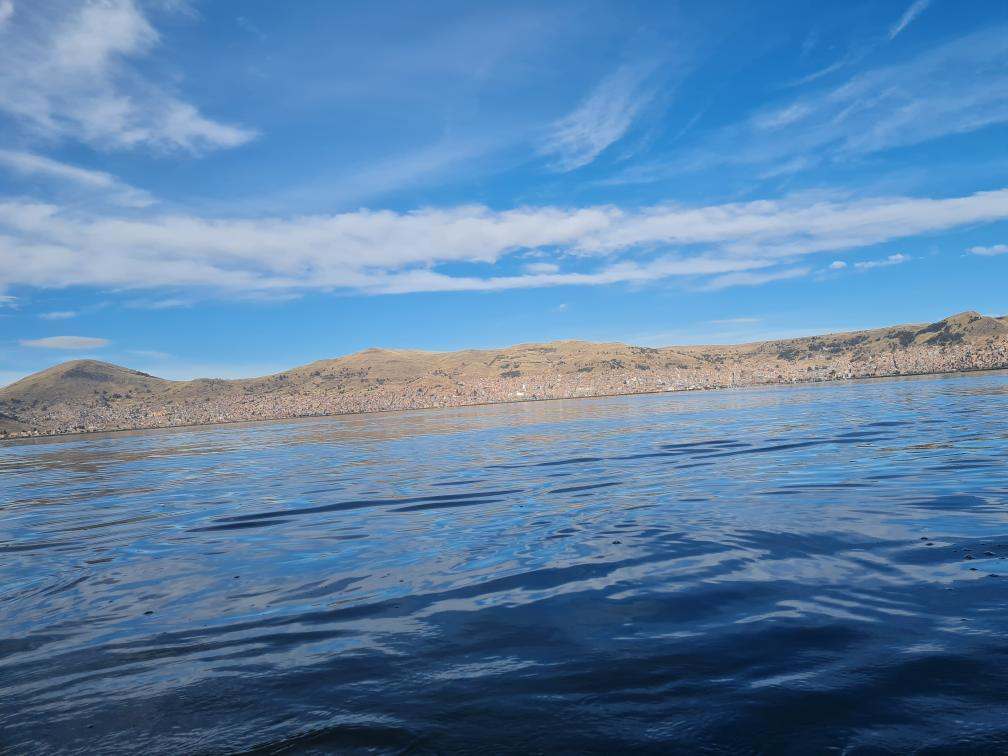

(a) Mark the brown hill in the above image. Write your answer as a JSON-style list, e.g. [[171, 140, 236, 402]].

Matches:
[[3, 311, 1007, 438]]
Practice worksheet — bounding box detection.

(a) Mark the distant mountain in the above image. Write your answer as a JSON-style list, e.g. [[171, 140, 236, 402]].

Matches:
[[3, 311, 1007, 438]]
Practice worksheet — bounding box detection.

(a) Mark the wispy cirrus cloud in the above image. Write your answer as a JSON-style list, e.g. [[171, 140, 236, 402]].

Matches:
[[702, 267, 809, 291], [752, 27, 1008, 158], [0, 0, 13, 28], [39, 310, 77, 320], [0, 188, 1006, 296], [0, 149, 155, 207], [790, 50, 866, 87], [0, 0, 254, 152], [855, 253, 911, 269], [968, 244, 1008, 256], [614, 27, 1008, 186], [540, 63, 659, 171], [125, 298, 193, 310], [789, 0, 931, 89], [890, 0, 931, 40], [20, 335, 109, 349], [762, 27, 1008, 157]]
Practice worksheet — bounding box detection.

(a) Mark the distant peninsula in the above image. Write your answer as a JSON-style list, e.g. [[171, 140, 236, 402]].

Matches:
[[3, 311, 1007, 439]]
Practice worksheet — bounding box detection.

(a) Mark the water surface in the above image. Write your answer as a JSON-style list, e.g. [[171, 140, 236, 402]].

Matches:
[[3, 373, 1008, 753]]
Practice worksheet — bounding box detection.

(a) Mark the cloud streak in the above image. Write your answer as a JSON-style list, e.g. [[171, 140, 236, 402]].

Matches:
[[541, 63, 658, 171], [1, 188, 1006, 296], [20, 335, 109, 349], [702, 267, 809, 291], [968, 244, 1008, 256], [854, 253, 911, 269], [0, 149, 155, 207], [890, 0, 930, 40], [39, 310, 78, 320]]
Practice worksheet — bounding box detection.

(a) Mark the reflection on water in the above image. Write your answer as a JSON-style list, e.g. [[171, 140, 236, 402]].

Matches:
[[2, 373, 1008, 753]]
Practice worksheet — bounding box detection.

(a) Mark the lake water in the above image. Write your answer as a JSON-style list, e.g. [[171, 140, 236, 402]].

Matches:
[[3, 373, 1008, 754]]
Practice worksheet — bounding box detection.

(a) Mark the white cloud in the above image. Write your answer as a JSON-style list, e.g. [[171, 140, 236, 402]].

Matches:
[[20, 335, 109, 349], [890, 0, 930, 40], [829, 260, 847, 270], [39, 310, 77, 320], [525, 262, 560, 274], [125, 298, 192, 310], [855, 253, 911, 269], [702, 267, 809, 291], [0, 149, 154, 207], [0, 189, 1006, 296], [968, 244, 1008, 256], [0, 0, 13, 28], [541, 63, 658, 171], [0, 0, 254, 152], [0, 294, 16, 307]]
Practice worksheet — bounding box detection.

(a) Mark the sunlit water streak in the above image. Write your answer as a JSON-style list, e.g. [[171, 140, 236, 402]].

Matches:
[[2, 372, 1008, 754]]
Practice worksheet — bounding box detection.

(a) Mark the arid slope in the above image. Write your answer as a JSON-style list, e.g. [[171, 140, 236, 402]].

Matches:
[[3, 311, 1007, 438]]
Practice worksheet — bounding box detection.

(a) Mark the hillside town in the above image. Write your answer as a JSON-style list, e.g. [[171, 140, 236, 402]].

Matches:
[[3, 313, 1007, 439]]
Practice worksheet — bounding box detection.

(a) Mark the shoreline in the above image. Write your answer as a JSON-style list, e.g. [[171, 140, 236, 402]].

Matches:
[[4, 365, 1006, 445]]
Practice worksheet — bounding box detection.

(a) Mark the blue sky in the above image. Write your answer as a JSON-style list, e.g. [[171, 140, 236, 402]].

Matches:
[[1, 0, 1007, 385]]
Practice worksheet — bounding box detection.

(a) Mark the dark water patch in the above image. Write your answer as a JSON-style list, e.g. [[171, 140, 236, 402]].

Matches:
[[392, 497, 507, 513], [213, 487, 524, 524], [660, 438, 751, 450], [0, 540, 63, 553], [834, 429, 895, 439], [909, 494, 994, 511], [932, 458, 1002, 471], [534, 455, 606, 467], [612, 450, 681, 461], [242, 724, 422, 755], [761, 482, 876, 497], [708, 438, 842, 458], [548, 480, 620, 495], [192, 518, 294, 532]]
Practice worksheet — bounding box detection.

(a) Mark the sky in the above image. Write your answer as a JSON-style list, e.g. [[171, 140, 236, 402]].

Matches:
[[1, 0, 1007, 385]]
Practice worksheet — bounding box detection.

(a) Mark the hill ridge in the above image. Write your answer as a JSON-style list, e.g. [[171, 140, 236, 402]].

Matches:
[[3, 311, 1007, 438]]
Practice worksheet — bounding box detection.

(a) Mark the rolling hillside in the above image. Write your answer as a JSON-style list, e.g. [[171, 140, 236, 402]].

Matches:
[[3, 311, 1007, 438]]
